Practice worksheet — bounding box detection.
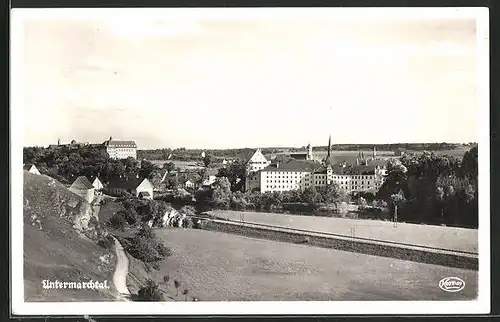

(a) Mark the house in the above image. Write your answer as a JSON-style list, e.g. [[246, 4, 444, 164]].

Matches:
[[179, 178, 195, 190], [202, 168, 218, 186], [69, 176, 95, 203], [89, 176, 104, 191], [107, 177, 154, 199], [23, 164, 41, 175]]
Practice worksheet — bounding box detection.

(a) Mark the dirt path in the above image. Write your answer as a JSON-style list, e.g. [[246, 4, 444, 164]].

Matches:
[[113, 237, 131, 301]]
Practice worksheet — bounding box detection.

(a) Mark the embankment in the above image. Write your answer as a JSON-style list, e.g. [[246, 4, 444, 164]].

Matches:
[[202, 219, 478, 270]]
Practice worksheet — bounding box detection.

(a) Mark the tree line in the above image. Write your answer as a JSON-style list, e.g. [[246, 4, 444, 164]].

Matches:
[[377, 146, 478, 228]]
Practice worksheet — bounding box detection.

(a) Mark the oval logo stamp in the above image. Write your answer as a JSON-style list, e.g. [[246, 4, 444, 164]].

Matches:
[[439, 277, 465, 292]]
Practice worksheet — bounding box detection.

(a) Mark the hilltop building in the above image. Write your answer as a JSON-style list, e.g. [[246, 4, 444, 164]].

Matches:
[[245, 135, 387, 194], [102, 136, 137, 160], [48, 139, 90, 150]]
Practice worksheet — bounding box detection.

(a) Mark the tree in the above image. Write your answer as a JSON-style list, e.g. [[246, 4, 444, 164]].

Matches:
[[390, 190, 405, 225], [300, 186, 322, 205], [203, 154, 212, 168], [211, 177, 232, 208], [163, 162, 176, 173], [139, 160, 157, 179], [137, 279, 164, 301], [174, 280, 181, 297], [217, 161, 247, 192], [461, 145, 478, 179], [182, 289, 189, 301]]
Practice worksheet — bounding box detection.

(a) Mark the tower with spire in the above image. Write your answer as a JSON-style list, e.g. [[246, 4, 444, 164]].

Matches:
[[324, 134, 333, 165]]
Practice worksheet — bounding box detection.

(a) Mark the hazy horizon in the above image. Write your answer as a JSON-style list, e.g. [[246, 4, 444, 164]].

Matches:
[[15, 9, 483, 149]]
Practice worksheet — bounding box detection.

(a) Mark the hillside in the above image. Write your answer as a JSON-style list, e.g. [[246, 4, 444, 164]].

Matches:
[[23, 171, 117, 301]]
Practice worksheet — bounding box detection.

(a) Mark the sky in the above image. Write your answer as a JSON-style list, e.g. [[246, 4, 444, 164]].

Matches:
[[15, 9, 485, 149]]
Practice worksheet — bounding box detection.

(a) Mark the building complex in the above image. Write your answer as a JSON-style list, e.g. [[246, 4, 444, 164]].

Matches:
[[245, 136, 387, 194]]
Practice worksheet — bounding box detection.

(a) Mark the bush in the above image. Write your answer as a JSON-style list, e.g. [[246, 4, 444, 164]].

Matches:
[[193, 219, 208, 229], [182, 217, 194, 228], [135, 279, 164, 301], [126, 226, 172, 263], [97, 235, 115, 249], [108, 212, 127, 231]]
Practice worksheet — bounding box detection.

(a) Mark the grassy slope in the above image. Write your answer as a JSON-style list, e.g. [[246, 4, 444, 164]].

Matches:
[[208, 210, 478, 253], [150, 228, 477, 301], [23, 172, 117, 301]]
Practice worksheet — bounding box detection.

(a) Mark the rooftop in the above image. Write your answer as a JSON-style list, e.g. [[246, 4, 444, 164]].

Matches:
[[108, 177, 147, 190], [70, 176, 95, 190], [262, 159, 320, 172], [103, 139, 137, 148]]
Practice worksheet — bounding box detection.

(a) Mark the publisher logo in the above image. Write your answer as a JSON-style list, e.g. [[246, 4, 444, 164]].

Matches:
[[439, 277, 465, 292]]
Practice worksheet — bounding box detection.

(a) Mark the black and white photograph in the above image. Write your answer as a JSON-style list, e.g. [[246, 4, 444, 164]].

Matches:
[[10, 7, 490, 316]]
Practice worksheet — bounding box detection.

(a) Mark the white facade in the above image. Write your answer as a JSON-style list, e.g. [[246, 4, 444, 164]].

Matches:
[[246, 149, 271, 173], [250, 165, 386, 194], [202, 175, 217, 186], [92, 178, 104, 190], [259, 170, 313, 193], [104, 138, 137, 160], [136, 179, 154, 199]]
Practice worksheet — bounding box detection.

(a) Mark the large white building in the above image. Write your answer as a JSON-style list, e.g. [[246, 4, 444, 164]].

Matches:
[[102, 136, 137, 160], [245, 136, 387, 194]]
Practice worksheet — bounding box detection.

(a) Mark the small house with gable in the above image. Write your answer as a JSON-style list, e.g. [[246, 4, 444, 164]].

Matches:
[[107, 177, 154, 200], [69, 176, 95, 203]]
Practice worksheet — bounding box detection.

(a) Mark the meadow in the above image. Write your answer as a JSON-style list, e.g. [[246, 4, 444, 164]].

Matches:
[[150, 228, 477, 301]]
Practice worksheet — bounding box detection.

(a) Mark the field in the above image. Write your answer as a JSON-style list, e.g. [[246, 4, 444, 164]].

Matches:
[[207, 210, 478, 254], [149, 159, 204, 170], [150, 228, 477, 301]]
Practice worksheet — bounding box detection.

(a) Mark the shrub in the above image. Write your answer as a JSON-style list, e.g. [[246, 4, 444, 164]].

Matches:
[[126, 226, 172, 263], [97, 235, 115, 249], [108, 212, 127, 231], [136, 279, 164, 301], [192, 218, 207, 229], [182, 217, 194, 228]]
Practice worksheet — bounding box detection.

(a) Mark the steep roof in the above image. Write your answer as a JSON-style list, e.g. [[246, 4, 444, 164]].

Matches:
[[262, 159, 320, 172], [108, 177, 147, 190], [313, 164, 378, 175], [103, 140, 137, 148], [70, 176, 94, 190], [23, 164, 35, 171]]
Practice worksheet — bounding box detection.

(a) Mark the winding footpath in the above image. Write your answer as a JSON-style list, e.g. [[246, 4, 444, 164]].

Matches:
[[112, 237, 131, 301]]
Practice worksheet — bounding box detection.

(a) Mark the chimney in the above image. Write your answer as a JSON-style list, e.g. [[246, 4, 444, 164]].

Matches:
[[109, 136, 113, 141]]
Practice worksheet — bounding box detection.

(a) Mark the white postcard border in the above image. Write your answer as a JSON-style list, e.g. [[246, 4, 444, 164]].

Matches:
[[10, 7, 491, 316]]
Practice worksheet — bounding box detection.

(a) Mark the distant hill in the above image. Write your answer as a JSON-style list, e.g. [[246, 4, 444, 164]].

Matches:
[[23, 171, 117, 301]]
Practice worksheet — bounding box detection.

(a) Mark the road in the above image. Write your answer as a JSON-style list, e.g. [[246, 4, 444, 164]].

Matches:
[[91, 193, 131, 301], [113, 237, 131, 301]]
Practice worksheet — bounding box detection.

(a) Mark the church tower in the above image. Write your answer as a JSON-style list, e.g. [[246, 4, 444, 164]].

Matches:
[[324, 135, 333, 165], [373, 146, 377, 159], [307, 143, 313, 160]]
